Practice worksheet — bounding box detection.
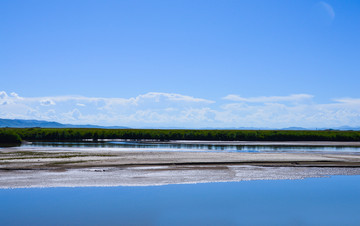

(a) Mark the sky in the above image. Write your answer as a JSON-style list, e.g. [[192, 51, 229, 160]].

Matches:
[[1, 0, 360, 128]]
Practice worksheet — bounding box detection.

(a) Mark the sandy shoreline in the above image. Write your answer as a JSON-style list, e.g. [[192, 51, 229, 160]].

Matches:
[[1, 144, 360, 188], [2, 165, 360, 188], [2, 148, 360, 168]]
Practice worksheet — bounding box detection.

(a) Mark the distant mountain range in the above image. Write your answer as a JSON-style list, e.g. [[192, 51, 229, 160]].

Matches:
[[0, 118, 359, 130], [0, 118, 128, 129]]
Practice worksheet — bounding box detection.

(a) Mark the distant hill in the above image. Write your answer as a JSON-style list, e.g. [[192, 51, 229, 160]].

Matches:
[[335, 126, 360, 131], [0, 118, 128, 129], [281, 127, 308, 130]]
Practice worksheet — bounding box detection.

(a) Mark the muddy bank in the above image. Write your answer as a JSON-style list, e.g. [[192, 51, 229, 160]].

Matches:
[[2, 165, 360, 188], [2, 149, 360, 169], [1, 148, 360, 188]]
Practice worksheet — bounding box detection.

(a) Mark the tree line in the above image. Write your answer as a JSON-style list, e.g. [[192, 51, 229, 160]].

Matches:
[[0, 130, 22, 145], [1, 128, 360, 144]]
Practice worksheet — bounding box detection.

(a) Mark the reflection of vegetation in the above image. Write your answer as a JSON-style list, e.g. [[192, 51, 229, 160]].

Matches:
[[0, 130, 22, 146], [0, 128, 360, 142]]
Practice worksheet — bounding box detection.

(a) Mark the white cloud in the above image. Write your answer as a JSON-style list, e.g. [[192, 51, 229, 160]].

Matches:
[[1, 91, 360, 128], [63, 108, 82, 120], [40, 99, 56, 106], [0, 91, 8, 99], [45, 109, 57, 118], [0, 91, 10, 105], [333, 98, 360, 105], [223, 94, 314, 103], [10, 92, 23, 99], [134, 92, 214, 104]]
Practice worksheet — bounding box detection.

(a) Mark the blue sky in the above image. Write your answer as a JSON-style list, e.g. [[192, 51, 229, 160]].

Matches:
[[1, 0, 360, 128]]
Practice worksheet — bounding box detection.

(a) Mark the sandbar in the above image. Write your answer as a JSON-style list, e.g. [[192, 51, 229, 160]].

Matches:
[[1, 144, 360, 188]]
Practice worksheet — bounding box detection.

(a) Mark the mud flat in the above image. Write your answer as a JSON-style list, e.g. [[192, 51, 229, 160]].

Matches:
[[1, 147, 360, 188]]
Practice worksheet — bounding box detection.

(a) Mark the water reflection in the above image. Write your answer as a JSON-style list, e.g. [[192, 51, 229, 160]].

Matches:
[[19, 141, 360, 154]]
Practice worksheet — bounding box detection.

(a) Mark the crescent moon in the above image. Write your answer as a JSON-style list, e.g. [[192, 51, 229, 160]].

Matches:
[[319, 1, 335, 20]]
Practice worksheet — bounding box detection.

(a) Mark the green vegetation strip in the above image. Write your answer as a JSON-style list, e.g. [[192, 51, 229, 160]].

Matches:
[[0, 130, 22, 145], [1, 128, 360, 142]]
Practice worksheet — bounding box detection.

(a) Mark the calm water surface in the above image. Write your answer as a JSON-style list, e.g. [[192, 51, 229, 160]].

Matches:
[[16, 141, 360, 154], [1, 176, 360, 226], [3, 142, 360, 225]]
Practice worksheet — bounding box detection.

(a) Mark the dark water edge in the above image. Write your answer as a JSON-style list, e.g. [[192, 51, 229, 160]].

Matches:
[[1, 175, 360, 226], [0, 143, 21, 148]]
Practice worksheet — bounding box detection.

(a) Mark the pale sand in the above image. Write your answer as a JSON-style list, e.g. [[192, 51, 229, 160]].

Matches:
[[1, 145, 360, 188]]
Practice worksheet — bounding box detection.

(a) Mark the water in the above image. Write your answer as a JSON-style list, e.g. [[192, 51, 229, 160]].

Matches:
[[1, 176, 360, 225], [2, 141, 360, 225], [16, 141, 360, 154]]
